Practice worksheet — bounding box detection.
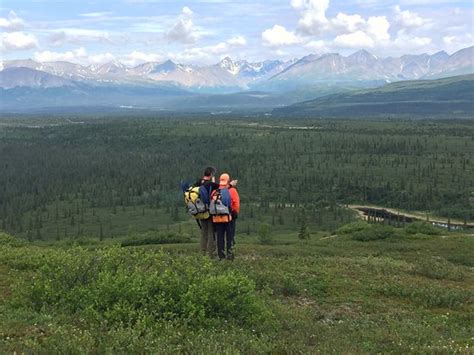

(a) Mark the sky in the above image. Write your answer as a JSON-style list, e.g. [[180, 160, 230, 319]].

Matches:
[[0, 0, 473, 67]]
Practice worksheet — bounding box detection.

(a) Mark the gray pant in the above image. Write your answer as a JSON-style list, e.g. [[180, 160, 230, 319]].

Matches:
[[200, 218, 215, 257]]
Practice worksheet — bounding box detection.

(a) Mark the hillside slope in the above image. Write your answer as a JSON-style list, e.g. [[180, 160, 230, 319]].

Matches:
[[1, 228, 473, 353], [273, 75, 474, 118], [0, 80, 192, 112]]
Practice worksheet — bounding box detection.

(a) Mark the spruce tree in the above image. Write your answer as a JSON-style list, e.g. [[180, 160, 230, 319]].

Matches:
[[298, 209, 310, 240], [99, 223, 104, 241]]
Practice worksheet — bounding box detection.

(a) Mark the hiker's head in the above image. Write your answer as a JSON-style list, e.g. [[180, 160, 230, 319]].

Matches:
[[219, 173, 230, 186], [203, 166, 216, 178]]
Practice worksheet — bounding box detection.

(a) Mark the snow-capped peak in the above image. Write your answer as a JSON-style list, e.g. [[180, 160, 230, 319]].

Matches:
[[219, 56, 242, 75], [88, 63, 102, 72]]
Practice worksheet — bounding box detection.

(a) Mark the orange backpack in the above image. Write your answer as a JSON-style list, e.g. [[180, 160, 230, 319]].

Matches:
[[210, 188, 232, 223]]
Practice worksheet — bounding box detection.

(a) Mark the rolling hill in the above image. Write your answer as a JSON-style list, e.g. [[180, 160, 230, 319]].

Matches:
[[0, 79, 192, 112], [273, 74, 474, 118]]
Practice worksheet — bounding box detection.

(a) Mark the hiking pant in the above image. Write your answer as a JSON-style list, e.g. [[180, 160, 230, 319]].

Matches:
[[215, 220, 235, 260], [200, 218, 215, 257]]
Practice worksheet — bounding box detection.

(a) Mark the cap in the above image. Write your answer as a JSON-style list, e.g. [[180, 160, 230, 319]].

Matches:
[[219, 173, 230, 186]]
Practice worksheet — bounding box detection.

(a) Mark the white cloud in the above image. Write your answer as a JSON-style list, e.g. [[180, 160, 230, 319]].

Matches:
[[167, 46, 215, 63], [0, 10, 24, 32], [263, 1, 391, 52], [227, 35, 246, 46], [291, 0, 330, 35], [207, 42, 228, 54], [34, 47, 88, 62], [392, 29, 432, 51], [262, 25, 301, 47], [181, 6, 193, 17], [443, 36, 455, 45], [334, 31, 374, 48], [331, 15, 390, 50], [366, 16, 390, 42], [174, 35, 247, 62], [166, 6, 199, 44], [394, 6, 427, 28], [79, 12, 113, 18], [442, 34, 473, 53], [122, 50, 165, 67], [1, 31, 38, 51], [121, 34, 247, 66], [305, 40, 329, 53], [331, 13, 365, 33], [88, 52, 116, 64], [33, 47, 116, 65], [48, 29, 111, 46]]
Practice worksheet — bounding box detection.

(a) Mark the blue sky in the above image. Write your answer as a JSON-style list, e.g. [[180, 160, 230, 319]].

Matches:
[[1, 0, 473, 66]]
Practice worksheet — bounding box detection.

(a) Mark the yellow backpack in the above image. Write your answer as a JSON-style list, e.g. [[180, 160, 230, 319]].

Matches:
[[184, 186, 210, 220]]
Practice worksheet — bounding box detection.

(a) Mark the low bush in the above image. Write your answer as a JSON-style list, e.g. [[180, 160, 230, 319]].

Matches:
[[379, 282, 471, 309], [337, 221, 371, 235], [405, 222, 443, 236], [412, 257, 466, 281], [12, 246, 271, 329], [352, 224, 397, 241], [0, 232, 25, 247], [184, 273, 270, 325], [121, 231, 192, 247]]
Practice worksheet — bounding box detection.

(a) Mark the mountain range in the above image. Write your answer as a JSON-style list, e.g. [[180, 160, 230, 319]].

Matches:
[[0, 46, 472, 113], [0, 56, 296, 91]]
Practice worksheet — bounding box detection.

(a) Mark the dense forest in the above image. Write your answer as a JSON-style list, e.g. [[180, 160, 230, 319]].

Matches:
[[0, 116, 473, 241]]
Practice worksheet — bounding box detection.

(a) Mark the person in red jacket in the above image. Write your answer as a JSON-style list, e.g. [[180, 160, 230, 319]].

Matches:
[[211, 173, 240, 260]]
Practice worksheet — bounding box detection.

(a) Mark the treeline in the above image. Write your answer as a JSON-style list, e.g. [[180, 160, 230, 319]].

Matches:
[[0, 117, 472, 240]]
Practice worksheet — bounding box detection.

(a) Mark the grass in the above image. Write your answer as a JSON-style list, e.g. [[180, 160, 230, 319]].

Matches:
[[0, 265, 11, 301], [0, 226, 473, 353]]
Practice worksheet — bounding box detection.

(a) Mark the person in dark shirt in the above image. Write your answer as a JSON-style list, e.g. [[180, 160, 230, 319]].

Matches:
[[195, 167, 218, 257]]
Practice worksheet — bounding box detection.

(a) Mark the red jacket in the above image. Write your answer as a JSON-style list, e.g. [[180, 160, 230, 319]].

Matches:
[[229, 187, 240, 215], [218, 184, 240, 215]]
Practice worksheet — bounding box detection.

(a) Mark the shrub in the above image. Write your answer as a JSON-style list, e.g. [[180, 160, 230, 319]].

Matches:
[[297, 214, 311, 240], [258, 223, 272, 245], [352, 224, 397, 241], [121, 231, 192, 247], [280, 276, 301, 296], [12, 246, 270, 329], [405, 222, 443, 236], [412, 257, 466, 281], [184, 273, 270, 325], [0, 232, 25, 247], [379, 282, 471, 308], [337, 221, 371, 235]]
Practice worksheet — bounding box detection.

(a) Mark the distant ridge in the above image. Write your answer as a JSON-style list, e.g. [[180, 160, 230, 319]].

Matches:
[[1, 47, 472, 92], [273, 74, 474, 118]]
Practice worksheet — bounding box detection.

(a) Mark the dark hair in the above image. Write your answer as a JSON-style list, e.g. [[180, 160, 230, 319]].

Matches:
[[203, 166, 216, 177]]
